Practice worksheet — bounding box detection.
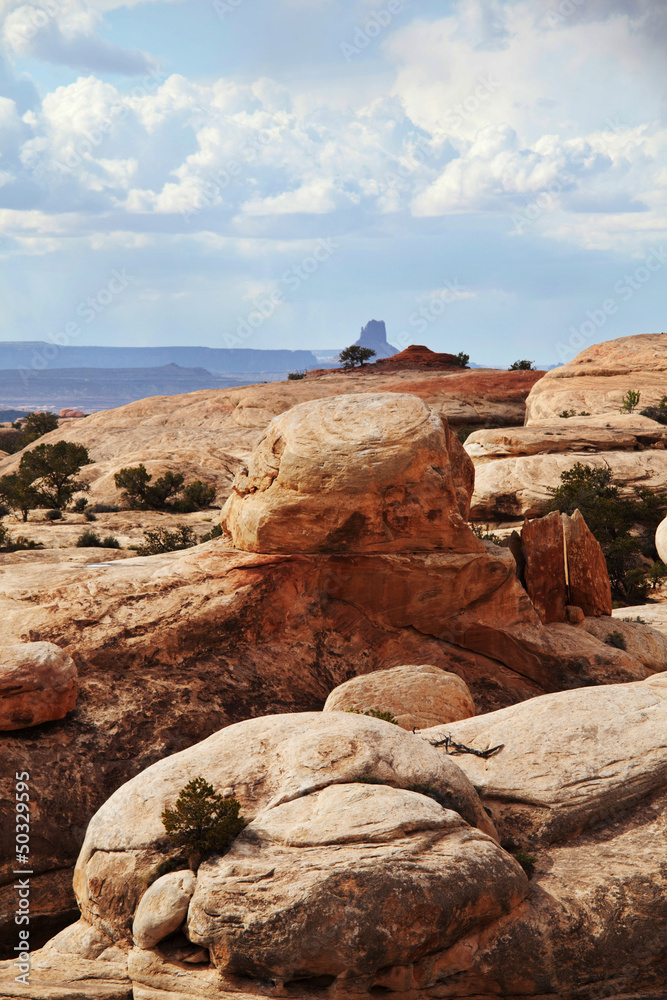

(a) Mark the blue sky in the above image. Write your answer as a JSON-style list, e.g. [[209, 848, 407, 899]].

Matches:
[[0, 0, 665, 364]]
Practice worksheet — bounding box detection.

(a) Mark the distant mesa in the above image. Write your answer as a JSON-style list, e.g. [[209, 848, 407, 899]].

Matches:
[[353, 319, 398, 360]]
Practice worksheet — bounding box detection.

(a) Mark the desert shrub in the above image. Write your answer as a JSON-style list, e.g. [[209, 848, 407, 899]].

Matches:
[[0, 502, 9, 518], [114, 465, 215, 512], [44, 509, 63, 521], [161, 777, 246, 871], [622, 616, 647, 624], [17, 441, 92, 509], [646, 561, 667, 589], [620, 389, 641, 413], [511, 849, 537, 878], [102, 535, 121, 549], [454, 352, 469, 368], [344, 707, 399, 724], [20, 411, 59, 444], [84, 511, 97, 521], [89, 503, 120, 513], [76, 529, 103, 547], [0, 471, 41, 522], [136, 524, 198, 555], [0, 526, 41, 552], [72, 497, 89, 513], [338, 345, 376, 368], [288, 370, 306, 380], [200, 523, 223, 542], [605, 630, 626, 650], [471, 523, 503, 545], [0, 429, 24, 454], [546, 462, 667, 603], [559, 409, 591, 418], [508, 360, 535, 371]]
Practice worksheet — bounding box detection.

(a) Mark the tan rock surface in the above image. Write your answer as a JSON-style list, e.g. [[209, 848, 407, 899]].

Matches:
[[580, 615, 667, 671], [433, 673, 667, 846], [0, 368, 541, 511], [655, 512, 667, 563], [72, 711, 497, 943], [525, 332, 667, 424], [0, 641, 77, 730], [221, 393, 475, 553], [323, 663, 475, 730], [465, 413, 667, 463], [471, 448, 667, 519], [133, 871, 196, 950]]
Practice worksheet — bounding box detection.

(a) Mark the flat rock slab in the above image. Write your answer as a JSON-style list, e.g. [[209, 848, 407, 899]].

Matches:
[[323, 663, 475, 730], [428, 674, 667, 846], [0, 641, 77, 730]]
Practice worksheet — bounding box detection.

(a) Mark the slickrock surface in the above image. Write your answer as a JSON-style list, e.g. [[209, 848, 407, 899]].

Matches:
[[656, 512, 667, 563], [0, 367, 543, 510], [0, 641, 77, 730], [525, 332, 667, 423], [221, 393, 475, 552], [0, 391, 658, 959], [5, 681, 666, 999], [467, 335, 667, 519], [322, 663, 475, 730]]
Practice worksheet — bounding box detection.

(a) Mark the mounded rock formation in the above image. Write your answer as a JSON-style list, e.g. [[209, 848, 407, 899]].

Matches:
[[323, 663, 475, 730], [6, 677, 666, 999], [656, 512, 667, 563], [525, 332, 667, 424], [0, 641, 77, 730], [467, 335, 667, 519], [0, 391, 659, 956]]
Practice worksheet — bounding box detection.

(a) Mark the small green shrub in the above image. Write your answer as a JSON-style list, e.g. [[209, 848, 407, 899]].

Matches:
[[287, 370, 306, 380], [605, 630, 626, 650], [344, 707, 399, 724], [136, 524, 198, 555], [161, 776, 246, 871], [72, 497, 89, 513], [0, 526, 41, 552], [102, 535, 121, 549], [620, 389, 641, 413], [84, 511, 97, 521], [622, 615, 647, 624], [511, 849, 537, 878], [508, 360, 535, 371], [44, 509, 63, 521], [559, 409, 577, 418], [454, 351, 469, 368], [200, 523, 223, 542], [471, 523, 503, 545], [76, 529, 103, 547], [89, 503, 120, 513]]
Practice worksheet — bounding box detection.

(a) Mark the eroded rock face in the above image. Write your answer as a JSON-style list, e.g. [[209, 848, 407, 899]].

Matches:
[[525, 332, 667, 424], [656, 513, 667, 563], [132, 870, 196, 950], [0, 641, 77, 730], [323, 664, 475, 730], [221, 393, 476, 553]]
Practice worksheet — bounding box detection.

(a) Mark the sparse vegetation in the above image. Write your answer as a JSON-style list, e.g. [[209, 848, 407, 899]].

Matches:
[[135, 524, 198, 555], [114, 464, 215, 512], [0, 523, 41, 552], [546, 462, 667, 603], [16, 441, 92, 510], [72, 497, 89, 513], [622, 616, 647, 624], [471, 523, 503, 545], [0, 471, 41, 521], [200, 523, 223, 542], [640, 395, 667, 424], [161, 776, 246, 871], [605, 630, 626, 650], [44, 509, 63, 521], [559, 409, 591, 418], [509, 360, 535, 371], [454, 352, 469, 368], [76, 529, 121, 548], [287, 370, 306, 380], [620, 389, 641, 413], [89, 503, 120, 513], [344, 707, 399, 724], [511, 849, 537, 879], [338, 345, 376, 368]]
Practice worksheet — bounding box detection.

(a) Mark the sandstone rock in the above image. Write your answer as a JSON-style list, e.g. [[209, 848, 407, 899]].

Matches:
[[435, 673, 667, 846], [521, 511, 567, 624], [465, 414, 667, 463], [0, 641, 76, 730], [580, 615, 667, 672], [72, 712, 497, 943], [563, 507, 612, 617], [656, 512, 667, 563], [132, 870, 196, 950], [471, 448, 667, 519], [525, 332, 667, 424], [186, 802, 526, 984], [323, 664, 475, 730], [221, 393, 477, 553], [0, 368, 542, 509]]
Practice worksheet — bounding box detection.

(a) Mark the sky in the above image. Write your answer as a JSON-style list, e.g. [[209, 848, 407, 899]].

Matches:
[[0, 0, 665, 365]]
